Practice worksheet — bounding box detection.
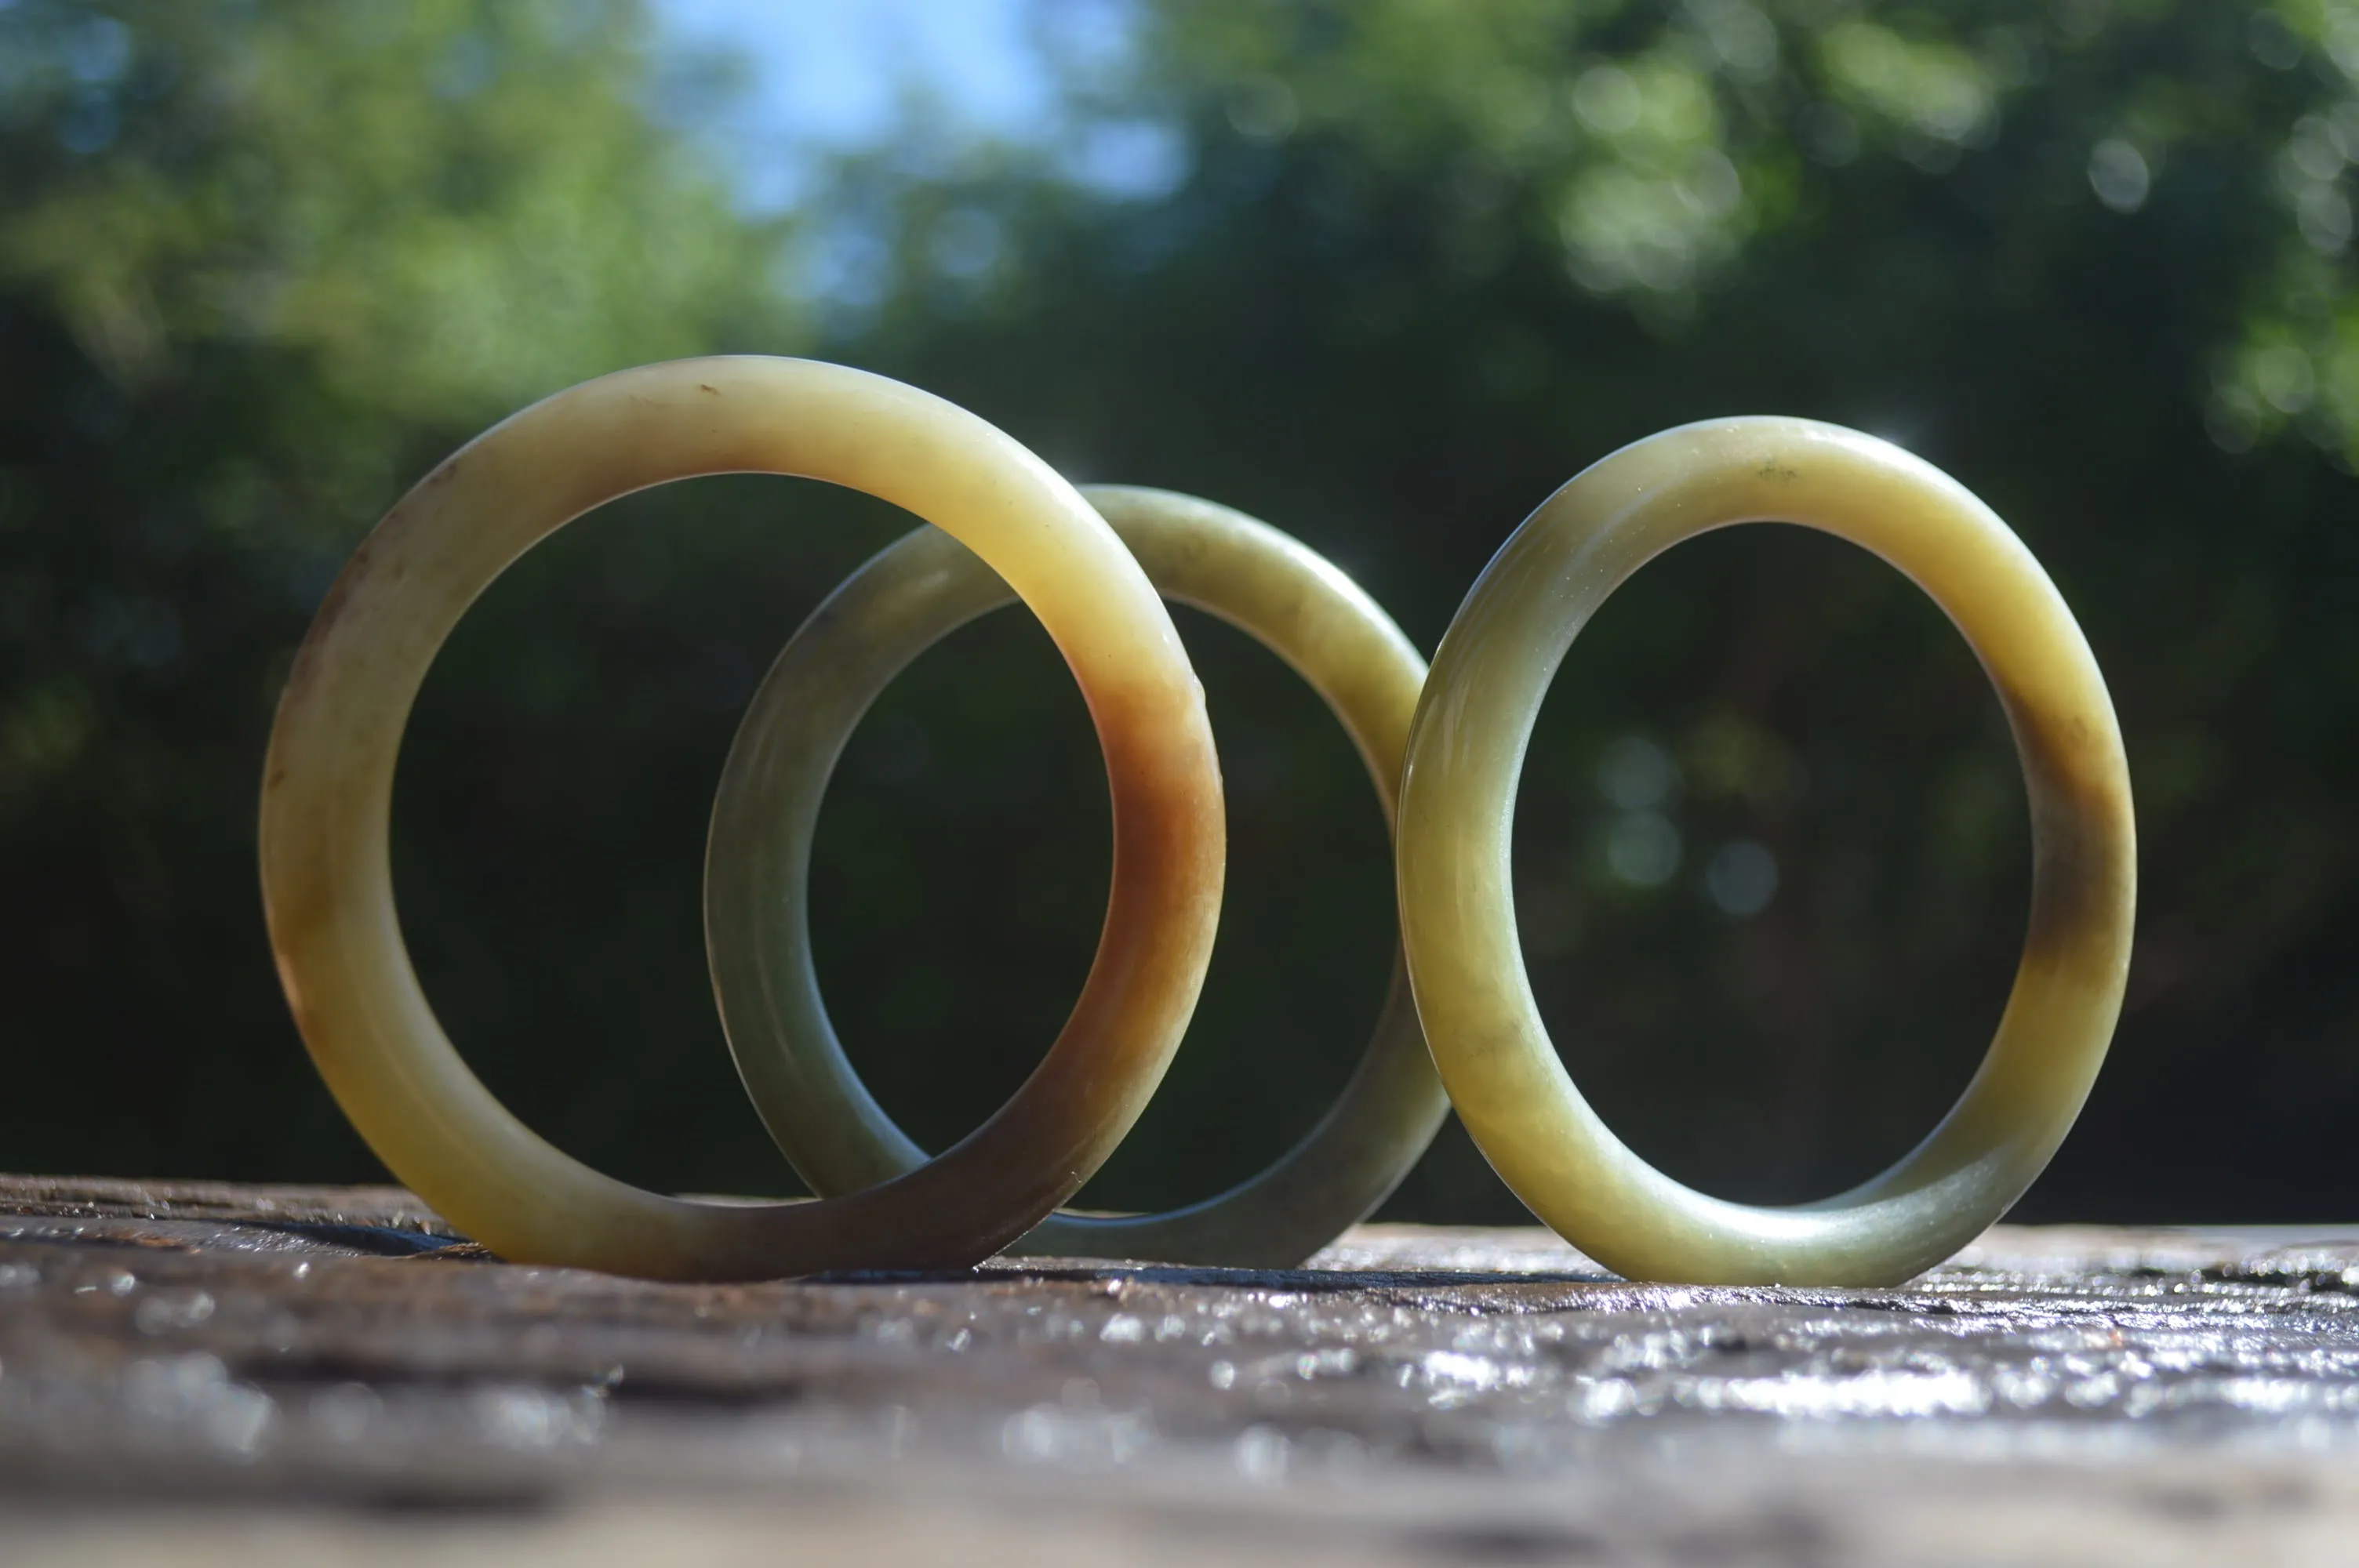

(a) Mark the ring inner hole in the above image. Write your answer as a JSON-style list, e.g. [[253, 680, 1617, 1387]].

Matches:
[[815, 601, 1389, 1214], [394, 475, 929, 1199], [1513, 521, 2026, 1207]]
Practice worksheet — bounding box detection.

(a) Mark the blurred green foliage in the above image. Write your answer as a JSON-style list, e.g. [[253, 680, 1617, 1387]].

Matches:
[[4, 0, 2358, 1227]]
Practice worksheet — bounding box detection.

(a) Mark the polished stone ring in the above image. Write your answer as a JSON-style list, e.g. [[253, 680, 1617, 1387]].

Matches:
[[1396, 417, 2137, 1287], [259, 357, 1226, 1282], [705, 486, 1449, 1267]]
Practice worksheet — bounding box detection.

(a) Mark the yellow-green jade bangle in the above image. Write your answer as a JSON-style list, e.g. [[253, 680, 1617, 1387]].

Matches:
[[1397, 418, 2136, 1287], [259, 358, 1226, 1282], [706, 487, 1448, 1266]]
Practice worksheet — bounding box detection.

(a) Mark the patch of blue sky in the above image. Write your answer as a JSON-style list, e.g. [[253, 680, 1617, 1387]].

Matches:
[[649, 0, 1184, 210]]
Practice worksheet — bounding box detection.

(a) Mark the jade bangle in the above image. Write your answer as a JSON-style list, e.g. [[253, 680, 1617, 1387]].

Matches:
[[705, 487, 1448, 1266], [258, 358, 1225, 1282], [1396, 418, 2136, 1287]]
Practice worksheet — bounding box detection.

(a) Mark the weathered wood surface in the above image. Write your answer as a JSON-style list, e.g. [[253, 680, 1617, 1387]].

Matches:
[[4, 1176, 2359, 1564]]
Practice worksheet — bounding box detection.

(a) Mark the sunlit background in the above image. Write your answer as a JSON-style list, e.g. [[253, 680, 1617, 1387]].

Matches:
[[3, 0, 2358, 1226]]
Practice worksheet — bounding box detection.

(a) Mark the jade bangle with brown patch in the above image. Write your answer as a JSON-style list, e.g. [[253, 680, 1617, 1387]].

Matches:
[[259, 358, 1225, 1282], [1396, 417, 2136, 1287], [706, 487, 1448, 1266]]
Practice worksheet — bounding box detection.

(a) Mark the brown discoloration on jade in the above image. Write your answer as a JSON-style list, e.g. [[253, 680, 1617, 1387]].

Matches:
[[2001, 686, 2135, 976]]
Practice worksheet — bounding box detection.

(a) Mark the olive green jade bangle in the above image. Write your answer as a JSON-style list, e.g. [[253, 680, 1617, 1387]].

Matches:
[[1396, 418, 2135, 1287], [259, 358, 1225, 1281], [705, 487, 1448, 1266]]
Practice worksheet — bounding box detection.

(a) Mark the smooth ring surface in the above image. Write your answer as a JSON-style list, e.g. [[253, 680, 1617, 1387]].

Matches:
[[1396, 417, 2136, 1287], [260, 358, 1226, 1281], [707, 486, 1448, 1266]]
